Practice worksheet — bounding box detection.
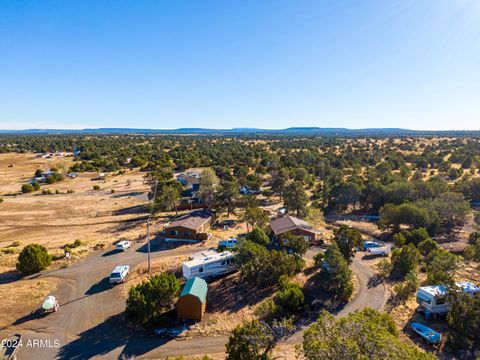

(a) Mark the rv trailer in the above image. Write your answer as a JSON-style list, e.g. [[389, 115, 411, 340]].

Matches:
[[182, 251, 236, 280]]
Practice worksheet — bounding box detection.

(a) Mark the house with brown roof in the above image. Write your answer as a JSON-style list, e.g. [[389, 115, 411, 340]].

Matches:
[[270, 215, 321, 245], [164, 210, 213, 242]]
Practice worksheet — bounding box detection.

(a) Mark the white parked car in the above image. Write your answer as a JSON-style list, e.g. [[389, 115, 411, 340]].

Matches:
[[367, 246, 390, 256], [116, 240, 131, 251], [110, 265, 129, 284]]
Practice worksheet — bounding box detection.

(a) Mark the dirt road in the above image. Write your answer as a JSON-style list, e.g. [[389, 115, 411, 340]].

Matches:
[[0, 244, 386, 359], [0, 240, 221, 360]]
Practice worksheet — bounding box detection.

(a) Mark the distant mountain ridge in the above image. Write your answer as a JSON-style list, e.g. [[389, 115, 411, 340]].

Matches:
[[0, 127, 479, 136]]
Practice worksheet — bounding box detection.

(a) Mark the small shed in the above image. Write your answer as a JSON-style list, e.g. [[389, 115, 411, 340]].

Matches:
[[177, 277, 208, 321]]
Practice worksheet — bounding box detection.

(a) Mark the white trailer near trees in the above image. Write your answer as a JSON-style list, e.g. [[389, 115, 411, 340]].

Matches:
[[416, 282, 480, 317], [182, 251, 236, 280]]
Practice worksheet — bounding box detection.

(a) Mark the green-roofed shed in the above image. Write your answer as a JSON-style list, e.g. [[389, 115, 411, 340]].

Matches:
[[177, 277, 208, 321]]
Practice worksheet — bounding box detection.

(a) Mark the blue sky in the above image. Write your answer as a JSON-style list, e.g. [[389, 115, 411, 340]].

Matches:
[[1, 0, 479, 130]]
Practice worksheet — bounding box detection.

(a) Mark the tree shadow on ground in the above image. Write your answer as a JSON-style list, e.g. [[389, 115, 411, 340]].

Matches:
[[56, 313, 164, 360], [206, 275, 275, 314], [0, 271, 22, 285], [111, 192, 145, 199], [112, 204, 149, 216], [12, 309, 49, 326]]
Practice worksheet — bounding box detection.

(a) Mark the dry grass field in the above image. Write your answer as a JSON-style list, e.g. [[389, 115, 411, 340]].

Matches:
[[0, 153, 152, 327], [0, 153, 150, 270]]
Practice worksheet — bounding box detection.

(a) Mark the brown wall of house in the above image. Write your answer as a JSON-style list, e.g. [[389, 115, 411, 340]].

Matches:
[[279, 229, 317, 243], [165, 226, 198, 240], [177, 295, 206, 321]]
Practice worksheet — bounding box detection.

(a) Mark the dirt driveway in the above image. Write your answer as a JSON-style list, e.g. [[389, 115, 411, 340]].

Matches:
[[0, 243, 386, 360], [0, 240, 226, 360]]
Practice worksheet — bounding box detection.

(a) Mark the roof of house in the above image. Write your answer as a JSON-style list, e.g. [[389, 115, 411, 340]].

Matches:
[[167, 210, 212, 231], [180, 277, 208, 303], [270, 215, 319, 236]]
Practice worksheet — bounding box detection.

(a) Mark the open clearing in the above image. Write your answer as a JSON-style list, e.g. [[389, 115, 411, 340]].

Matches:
[[0, 153, 150, 328]]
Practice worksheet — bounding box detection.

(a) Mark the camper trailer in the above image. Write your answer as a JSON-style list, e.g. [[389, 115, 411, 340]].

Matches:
[[416, 282, 480, 316], [182, 251, 236, 280]]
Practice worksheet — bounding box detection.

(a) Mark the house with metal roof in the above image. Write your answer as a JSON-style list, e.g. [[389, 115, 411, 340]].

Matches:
[[270, 215, 321, 244], [177, 277, 208, 321], [164, 210, 213, 242]]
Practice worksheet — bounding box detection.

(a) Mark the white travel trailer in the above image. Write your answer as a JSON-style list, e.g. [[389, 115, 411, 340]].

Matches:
[[182, 251, 236, 280], [188, 249, 218, 260], [416, 282, 480, 316]]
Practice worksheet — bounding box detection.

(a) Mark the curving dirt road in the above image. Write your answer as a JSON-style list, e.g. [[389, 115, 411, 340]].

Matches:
[[0, 244, 386, 359]]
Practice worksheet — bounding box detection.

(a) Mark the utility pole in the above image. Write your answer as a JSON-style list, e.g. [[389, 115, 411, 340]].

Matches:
[[147, 179, 158, 274]]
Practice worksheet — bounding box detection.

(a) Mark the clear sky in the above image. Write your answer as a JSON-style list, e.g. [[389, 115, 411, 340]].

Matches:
[[1, 0, 479, 130]]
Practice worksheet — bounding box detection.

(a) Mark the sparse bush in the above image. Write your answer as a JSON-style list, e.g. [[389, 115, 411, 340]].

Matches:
[[426, 249, 458, 285], [391, 244, 420, 277], [11, 240, 21, 247], [93, 185, 101, 190], [73, 239, 82, 247], [0, 198, 3, 203], [245, 226, 270, 247], [67, 189, 75, 194], [126, 272, 180, 324], [313, 252, 324, 268], [42, 189, 53, 195], [111, 189, 115, 193], [196, 232, 208, 241], [394, 269, 419, 300], [418, 238, 438, 256], [377, 258, 393, 278], [32, 181, 40, 191], [16, 243, 52, 275], [1, 248, 16, 255], [21, 184, 34, 193]]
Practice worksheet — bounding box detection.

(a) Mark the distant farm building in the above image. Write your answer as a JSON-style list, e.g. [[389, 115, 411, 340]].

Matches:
[[270, 215, 321, 244], [164, 210, 213, 242], [177, 277, 208, 321]]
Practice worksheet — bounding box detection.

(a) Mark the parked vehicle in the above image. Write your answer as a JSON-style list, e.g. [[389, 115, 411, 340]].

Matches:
[[182, 251, 236, 280], [116, 241, 131, 251], [41, 295, 59, 313], [110, 265, 129, 284], [410, 322, 441, 344], [416, 282, 480, 316], [367, 246, 390, 256], [362, 240, 383, 251], [218, 238, 238, 249]]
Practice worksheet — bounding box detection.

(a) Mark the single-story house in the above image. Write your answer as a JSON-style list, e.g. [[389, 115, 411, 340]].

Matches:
[[164, 210, 213, 242], [177, 277, 208, 321], [270, 215, 321, 244]]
